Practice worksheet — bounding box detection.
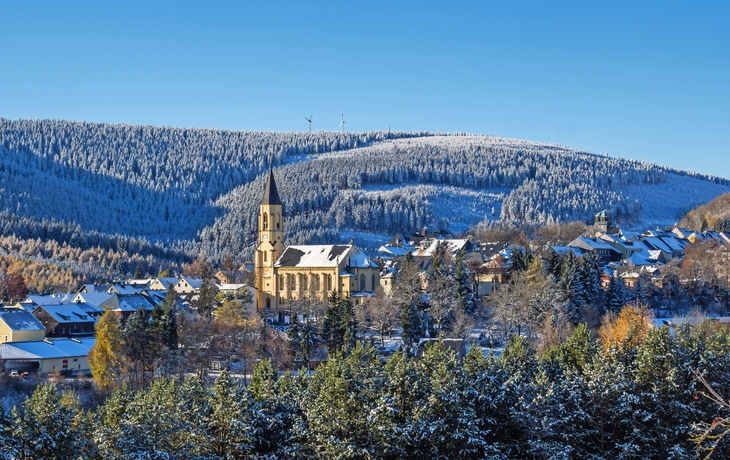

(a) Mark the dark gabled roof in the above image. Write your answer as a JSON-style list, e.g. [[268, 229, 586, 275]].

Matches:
[[261, 170, 283, 206]]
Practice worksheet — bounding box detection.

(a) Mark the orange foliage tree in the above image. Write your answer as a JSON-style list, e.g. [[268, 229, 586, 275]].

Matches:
[[598, 303, 653, 352]]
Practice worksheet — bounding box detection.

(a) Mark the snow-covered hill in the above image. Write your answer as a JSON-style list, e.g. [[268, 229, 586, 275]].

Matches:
[[1, 118, 728, 261]]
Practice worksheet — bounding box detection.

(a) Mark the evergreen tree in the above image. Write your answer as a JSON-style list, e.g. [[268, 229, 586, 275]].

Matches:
[[545, 247, 563, 280], [605, 272, 628, 314], [400, 301, 422, 354], [133, 265, 143, 279], [204, 370, 255, 458], [287, 310, 302, 363], [123, 307, 161, 387], [579, 250, 603, 305], [0, 282, 8, 303], [11, 383, 84, 460], [453, 249, 472, 313], [340, 294, 358, 352], [322, 291, 344, 351]]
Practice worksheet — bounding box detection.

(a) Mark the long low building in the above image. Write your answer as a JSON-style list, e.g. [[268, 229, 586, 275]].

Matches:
[[0, 337, 96, 374]]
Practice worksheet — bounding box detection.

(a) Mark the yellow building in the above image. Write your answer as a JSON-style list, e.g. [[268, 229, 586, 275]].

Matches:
[[255, 169, 380, 310], [0, 310, 46, 344]]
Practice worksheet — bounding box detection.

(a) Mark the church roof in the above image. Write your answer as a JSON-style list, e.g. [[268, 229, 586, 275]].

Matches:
[[275, 245, 352, 268], [261, 170, 282, 206]]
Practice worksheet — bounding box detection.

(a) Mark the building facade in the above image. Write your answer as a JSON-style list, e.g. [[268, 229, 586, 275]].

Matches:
[[255, 170, 380, 310]]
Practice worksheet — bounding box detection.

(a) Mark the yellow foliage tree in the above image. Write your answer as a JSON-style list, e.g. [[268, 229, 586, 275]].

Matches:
[[598, 303, 653, 352], [88, 310, 124, 392]]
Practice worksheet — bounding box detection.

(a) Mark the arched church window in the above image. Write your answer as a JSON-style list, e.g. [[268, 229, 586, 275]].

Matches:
[[277, 213, 281, 229], [263, 212, 268, 230], [360, 274, 366, 291]]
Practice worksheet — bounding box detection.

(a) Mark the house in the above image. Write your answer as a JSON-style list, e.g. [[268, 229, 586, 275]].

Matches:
[[31, 304, 97, 338], [473, 255, 510, 297], [567, 237, 621, 264], [71, 292, 119, 311], [0, 310, 46, 344], [175, 277, 203, 294], [0, 337, 96, 374], [148, 277, 180, 291]]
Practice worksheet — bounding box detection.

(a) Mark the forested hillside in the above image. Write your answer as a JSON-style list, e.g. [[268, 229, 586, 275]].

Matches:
[[1, 118, 729, 265], [680, 191, 730, 231]]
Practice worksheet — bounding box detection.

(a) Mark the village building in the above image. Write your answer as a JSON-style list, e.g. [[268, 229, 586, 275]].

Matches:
[[255, 169, 380, 310], [0, 337, 96, 374], [0, 310, 46, 344]]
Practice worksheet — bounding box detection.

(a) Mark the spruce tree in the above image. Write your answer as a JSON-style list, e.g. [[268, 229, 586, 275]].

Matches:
[[453, 249, 472, 313], [287, 310, 302, 363], [400, 302, 422, 354]]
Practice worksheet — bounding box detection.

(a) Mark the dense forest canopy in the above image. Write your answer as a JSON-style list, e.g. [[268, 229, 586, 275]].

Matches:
[[1, 118, 729, 264]]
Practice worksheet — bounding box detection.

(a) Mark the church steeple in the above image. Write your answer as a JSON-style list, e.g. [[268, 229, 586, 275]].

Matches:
[[261, 169, 283, 206]]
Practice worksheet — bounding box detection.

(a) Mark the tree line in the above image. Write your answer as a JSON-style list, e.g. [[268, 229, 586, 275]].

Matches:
[[4, 315, 730, 458]]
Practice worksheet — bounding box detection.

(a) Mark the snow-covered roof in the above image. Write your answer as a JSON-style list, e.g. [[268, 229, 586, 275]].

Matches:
[[151, 277, 179, 290], [217, 283, 248, 292], [23, 293, 73, 306], [574, 237, 619, 252], [414, 239, 470, 257], [276, 244, 353, 268], [117, 295, 154, 312], [349, 252, 378, 269], [658, 236, 685, 252], [72, 292, 116, 307], [550, 246, 585, 257], [107, 284, 146, 295], [37, 305, 95, 323], [377, 245, 414, 257], [177, 277, 203, 289], [0, 310, 45, 332], [641, 236, 672, 253], [627, 252, 653, 266], [0, 337, 96, 360]]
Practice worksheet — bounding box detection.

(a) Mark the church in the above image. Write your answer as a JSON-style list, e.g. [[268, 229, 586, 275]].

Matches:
[[255, 169, 380, 311]]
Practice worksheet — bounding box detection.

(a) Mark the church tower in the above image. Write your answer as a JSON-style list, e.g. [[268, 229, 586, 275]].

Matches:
[[256, 169, 285, 310]]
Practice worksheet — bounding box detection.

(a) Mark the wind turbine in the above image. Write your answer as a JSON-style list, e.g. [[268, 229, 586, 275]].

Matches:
[[339, 113, 345, 132], [304, 114, 312, 132]]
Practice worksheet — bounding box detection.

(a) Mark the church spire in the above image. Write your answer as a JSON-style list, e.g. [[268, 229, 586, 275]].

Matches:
[[261, 168, 282, 206]]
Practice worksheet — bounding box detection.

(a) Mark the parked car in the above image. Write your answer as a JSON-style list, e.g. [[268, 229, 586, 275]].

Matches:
[[20, 372, 30, 379], [9, 370, 19, 378]]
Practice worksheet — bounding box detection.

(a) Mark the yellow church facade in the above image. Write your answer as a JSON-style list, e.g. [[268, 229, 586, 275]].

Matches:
[[255, 170, 380, 310]]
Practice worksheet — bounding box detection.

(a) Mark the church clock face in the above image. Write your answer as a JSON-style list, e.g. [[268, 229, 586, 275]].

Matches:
[[263, 234, 269, 240]]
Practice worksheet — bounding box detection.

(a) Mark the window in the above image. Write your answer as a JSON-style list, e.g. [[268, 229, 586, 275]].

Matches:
[[360, 274, 366, 291], [264, 251, 267, 262], [263, 212, 268, 229]]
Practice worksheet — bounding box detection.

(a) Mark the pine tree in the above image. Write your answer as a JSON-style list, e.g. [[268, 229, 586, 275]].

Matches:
[[287, 310, 302, 364], [579, 250, 602, 305], [0, 282, 8, 303], [322, 291, 344, 351], [12, 383, 84, 459], [204, 370, 255, 458], [453, 249, 472, 313], [123, 307, 161, 388], [605, 272, 628, 314], [340, 294, 358, 352], [88, 310, 124, 392], [400, 301, 422, 354]]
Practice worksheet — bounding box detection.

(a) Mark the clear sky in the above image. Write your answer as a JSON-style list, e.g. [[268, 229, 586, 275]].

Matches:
[[1, 2, 728, 178]]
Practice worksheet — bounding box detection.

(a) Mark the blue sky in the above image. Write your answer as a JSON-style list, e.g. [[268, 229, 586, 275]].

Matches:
[[1, 2, 728, 178]]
